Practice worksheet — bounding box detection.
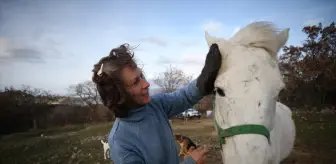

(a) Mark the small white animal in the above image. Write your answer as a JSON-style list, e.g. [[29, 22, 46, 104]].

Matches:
[[101, 139, 110, 160]]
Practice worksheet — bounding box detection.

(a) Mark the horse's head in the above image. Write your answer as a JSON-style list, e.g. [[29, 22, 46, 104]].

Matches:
[[205, 21, 289, 163]]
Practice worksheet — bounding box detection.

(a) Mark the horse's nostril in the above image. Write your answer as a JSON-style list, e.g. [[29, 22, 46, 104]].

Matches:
[[215, 87, 225, 97]]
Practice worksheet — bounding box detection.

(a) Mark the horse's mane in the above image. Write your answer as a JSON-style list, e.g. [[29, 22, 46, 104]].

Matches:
[[230, 21, 281, 57]]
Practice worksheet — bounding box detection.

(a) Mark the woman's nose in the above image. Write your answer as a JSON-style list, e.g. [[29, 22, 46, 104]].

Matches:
[[142, 79, 150, 89]]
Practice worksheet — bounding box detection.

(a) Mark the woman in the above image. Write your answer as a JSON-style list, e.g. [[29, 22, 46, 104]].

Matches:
[[91, 43, 222, 164]]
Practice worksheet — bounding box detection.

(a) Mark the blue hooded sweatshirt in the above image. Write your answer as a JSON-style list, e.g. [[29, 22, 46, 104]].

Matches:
[[109, 80, 202, 164]]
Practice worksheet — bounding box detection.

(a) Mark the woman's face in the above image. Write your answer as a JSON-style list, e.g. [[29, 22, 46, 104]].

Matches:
[[121, 66, 151, 105]]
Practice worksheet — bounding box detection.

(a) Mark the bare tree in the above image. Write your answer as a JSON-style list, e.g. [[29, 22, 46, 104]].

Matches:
[[20, 85, 58, 104], [68, 81, 102, 109], [0, 85, 57, 130], [153, 65, 193, 93]]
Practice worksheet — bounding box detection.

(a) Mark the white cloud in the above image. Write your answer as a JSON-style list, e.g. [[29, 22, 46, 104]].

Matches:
[[152, 47, 208, 80], [0, 37, 61, 63], [248, 17, 274, 24], [179, 52, 206, 65], [156, 55, 174, 64], [155, 51, 206, 66], [0, 38, 13, 58], [179, 41, 200, 47], [179, 58, 205, 79], [179, 49, 208, 78], [135, 37, 167, 47], [202, 20, 223, 33]]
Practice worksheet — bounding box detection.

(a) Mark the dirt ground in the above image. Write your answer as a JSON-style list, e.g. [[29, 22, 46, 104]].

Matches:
[[171, 118, 336, 164]]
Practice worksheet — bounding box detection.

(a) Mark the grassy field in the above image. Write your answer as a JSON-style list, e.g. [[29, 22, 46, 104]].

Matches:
[[0, 111, 335, 164]]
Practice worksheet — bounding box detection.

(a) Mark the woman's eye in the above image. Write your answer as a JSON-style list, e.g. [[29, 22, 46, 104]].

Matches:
[[215, 87, 225, 97]]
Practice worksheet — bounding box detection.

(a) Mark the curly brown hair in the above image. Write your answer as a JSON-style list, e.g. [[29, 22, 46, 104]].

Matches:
[[92, 44, 138, 118]]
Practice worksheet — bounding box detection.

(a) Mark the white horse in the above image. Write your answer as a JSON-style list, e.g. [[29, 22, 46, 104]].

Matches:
[[205, 21, 296, 164]]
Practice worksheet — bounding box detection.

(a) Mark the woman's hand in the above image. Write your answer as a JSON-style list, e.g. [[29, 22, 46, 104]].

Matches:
[[186, 145, 210, 164], [196, 43, 222, 96]]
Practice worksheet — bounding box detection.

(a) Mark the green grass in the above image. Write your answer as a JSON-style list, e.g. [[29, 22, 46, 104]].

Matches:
[[0, 111, 335, 164], [0, 123, 114, 164], [283, 111, 336, 163], [293, 111, 336, 148]]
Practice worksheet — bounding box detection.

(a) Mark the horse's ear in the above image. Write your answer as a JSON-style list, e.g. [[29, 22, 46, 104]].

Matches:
[[277, 28, 289, 51], [205, 31, 220, 47]]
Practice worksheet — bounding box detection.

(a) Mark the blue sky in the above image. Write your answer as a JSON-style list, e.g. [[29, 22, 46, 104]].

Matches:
[[0, 0, 335, 95]]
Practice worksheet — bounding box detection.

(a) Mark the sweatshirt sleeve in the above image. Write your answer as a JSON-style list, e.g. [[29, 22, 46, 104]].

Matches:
[[153, 79, 202, 117]]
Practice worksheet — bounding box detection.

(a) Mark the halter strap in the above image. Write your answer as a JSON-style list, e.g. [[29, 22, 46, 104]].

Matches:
[[214, 120, 270, 146]]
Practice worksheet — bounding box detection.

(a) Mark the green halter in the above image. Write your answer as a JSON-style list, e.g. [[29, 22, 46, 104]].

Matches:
[[212, 100, 271, 147]]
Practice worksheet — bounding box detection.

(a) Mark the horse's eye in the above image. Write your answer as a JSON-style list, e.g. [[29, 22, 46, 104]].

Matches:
[[215, 87, 225, 97]]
